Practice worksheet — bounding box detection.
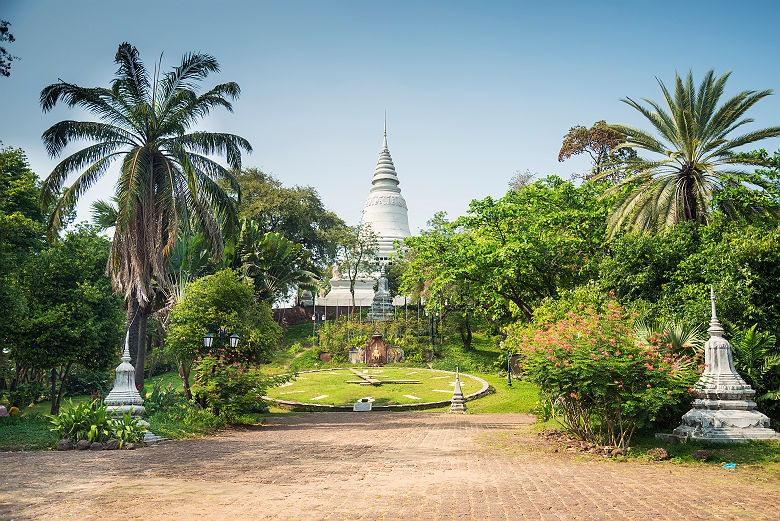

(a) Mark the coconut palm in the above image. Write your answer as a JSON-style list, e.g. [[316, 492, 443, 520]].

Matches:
[[39, 43, 250, 386], [601, 70, 780, 235]]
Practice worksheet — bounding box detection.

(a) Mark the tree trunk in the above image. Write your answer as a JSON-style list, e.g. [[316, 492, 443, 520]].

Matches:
[[178, 361, 192, 401], [49, 362, 72, 415], [460, 314, 472, 350], [134, 311, 147, 391], [127, 298, 140, 365]]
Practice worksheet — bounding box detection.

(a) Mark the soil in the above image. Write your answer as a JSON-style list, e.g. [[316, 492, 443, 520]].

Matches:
[[1, 412, 777, 520]]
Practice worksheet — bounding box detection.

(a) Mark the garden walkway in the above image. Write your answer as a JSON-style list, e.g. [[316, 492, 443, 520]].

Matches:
[[1, 412, 777, 520]]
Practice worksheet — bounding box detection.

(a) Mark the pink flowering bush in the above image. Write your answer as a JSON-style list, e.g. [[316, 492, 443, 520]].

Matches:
[[506, 301, 702, 448], [190, 355, 294, 420]]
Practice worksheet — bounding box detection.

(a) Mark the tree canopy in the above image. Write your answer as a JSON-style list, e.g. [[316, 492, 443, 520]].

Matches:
[[603, 70, 780, 235], [229, 168, 346, 267]]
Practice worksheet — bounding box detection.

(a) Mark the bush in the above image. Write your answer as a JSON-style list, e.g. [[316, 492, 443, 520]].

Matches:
[[506, 300, 702, 448], [46, 399, 147, 445], [190, 354, 293, 421], [65, 367, 113, 397], [47, 399, 114, 443], [4, 382, 49, 407], [167, 269, 282, 390], [143, 380, 186, 416]]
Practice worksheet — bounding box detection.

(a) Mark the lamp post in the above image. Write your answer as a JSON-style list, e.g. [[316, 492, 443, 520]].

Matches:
[[203, 329, 240, 351]]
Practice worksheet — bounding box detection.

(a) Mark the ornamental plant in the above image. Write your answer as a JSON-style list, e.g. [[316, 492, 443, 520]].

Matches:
[[190, 354, 293, 420], [506, 300, 702, 448]]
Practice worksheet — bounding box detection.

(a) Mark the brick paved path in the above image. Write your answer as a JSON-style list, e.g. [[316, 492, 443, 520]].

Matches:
[[1, 412, 776, 520]]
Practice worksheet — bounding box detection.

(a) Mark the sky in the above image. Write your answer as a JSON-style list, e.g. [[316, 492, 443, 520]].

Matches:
[[2, 0, 780, 234]]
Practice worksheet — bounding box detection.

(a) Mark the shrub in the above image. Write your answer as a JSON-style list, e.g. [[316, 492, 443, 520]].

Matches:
[[506, 301, 702, 448], [143, 380, 185, 416], [65, 367, 113, 397], [110, 410, 147, 447], [47, 399, 113, 443], [190, 354, 293, 421], [4, 382, 49, 407], [46, 399, 147, 444]]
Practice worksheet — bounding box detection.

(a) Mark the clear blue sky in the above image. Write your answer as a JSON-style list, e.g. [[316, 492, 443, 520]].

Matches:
[[2, 0, 780, 233]]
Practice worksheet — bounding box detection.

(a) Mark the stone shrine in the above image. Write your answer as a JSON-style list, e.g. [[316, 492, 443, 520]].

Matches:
[[364, 331, 390, 365], [104, 330, 162, 443], [664, 288, 780, 443]]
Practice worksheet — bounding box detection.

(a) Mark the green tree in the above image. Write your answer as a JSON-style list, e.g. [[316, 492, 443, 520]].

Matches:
[[229, 168, 347, 266], [558, 120, 636, 182], [166, 269, 281, 399], [0, 147, 46, 389], [336, 223, 378, 311], [604, 70, 780, 235], [234, 219, 319, 303], [13, 226, 124, 414], [405, 177, 606, 324], [39, 42, 250, 388]]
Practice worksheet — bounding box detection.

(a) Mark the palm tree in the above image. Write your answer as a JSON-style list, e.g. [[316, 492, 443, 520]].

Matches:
[[235, 219, 320, 303], [39, 43, 250, 387], [601, 70, 780, 235]]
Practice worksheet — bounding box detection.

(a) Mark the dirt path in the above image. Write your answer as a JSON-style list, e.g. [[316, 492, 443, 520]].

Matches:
[[1, 412, 776, 520]]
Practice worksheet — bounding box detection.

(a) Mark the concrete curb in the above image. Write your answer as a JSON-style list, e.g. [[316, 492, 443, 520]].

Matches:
[[262, 367, 492, 411]]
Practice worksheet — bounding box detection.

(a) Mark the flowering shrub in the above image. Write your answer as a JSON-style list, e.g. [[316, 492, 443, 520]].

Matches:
[[190, 355, 294, 420], [506, 301, 702, 448]]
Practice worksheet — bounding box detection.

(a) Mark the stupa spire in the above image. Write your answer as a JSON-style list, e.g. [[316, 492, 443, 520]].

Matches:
[[708, 285, 725, 337]]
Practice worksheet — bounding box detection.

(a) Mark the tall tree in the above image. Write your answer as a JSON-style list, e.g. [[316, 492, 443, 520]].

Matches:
[[39, 42, 249, 388], [404, 177, 606, 324], [558, 120, 635, 182], [337, 222, 378, 311], [229, 168, 346, 266], [14, 226, 123, 414], [603, 70, 780, 235]]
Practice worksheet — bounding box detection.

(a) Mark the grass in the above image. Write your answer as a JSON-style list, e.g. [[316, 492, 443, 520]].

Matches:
[[265, 367, 488, 406], [628, 430, 780, 469], [0, 413, 58, 451]]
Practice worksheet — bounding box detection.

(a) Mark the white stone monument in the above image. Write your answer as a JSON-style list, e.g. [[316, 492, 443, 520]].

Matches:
[[361, 122, 411, 263], [104, 330, 163, 443], [664, 288, 779, 443], [449, 368, 467, 413]]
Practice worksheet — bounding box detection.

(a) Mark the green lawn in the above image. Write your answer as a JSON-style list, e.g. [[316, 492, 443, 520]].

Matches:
[[265, 367, 488, 406]]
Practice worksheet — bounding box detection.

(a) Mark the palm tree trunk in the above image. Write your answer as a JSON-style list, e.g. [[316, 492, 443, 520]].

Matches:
[[134, 311, 147, 391], [127, 298, 140, 366]]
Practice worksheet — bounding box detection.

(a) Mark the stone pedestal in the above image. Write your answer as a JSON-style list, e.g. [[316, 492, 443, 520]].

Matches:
[[662, 289, 779, 443]]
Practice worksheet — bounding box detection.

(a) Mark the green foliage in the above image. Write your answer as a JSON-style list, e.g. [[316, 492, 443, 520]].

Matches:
[[234, 221, 319, 302], [64, 367, 113, 397], [12, 225, 123, 413], [730, 324, 780, 418], [190, 354, 293, 420], [0, 147, 45, 361], [109, 410, 147, 447], [3, 382, 49, 408], [507, 301, 702, 448], [47, 399, 114, 443], [597, 219, 780, 335], [145, 400, 225, 439], [228, 168, 347, 267], [47, 400, 147, 446], [604, 70, 780, 234], [404, 177, 606, 324], [143, 379, 184, 416], [167, 269, 282, 377]]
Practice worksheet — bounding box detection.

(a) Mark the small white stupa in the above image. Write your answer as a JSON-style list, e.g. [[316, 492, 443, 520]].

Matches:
[[104, 330, 163, 443], [449, 368, 467, 413], [666, 288, 779, 443]]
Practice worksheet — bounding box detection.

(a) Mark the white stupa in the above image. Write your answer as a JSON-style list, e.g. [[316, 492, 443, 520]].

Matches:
[[361, 122, 411, 262]]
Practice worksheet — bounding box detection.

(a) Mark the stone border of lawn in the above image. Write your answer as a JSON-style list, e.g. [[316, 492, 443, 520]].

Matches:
[[262, 368, 492, 412]]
